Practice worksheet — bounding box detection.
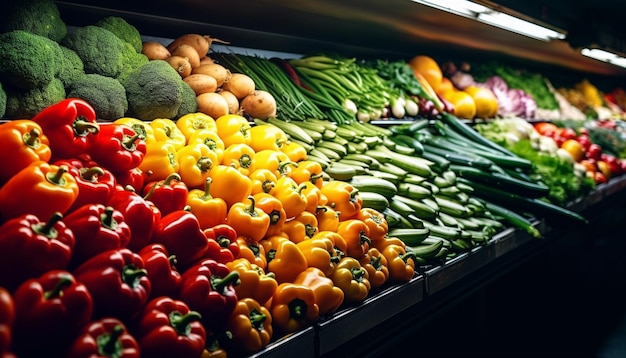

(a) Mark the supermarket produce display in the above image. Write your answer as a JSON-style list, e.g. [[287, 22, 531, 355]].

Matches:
[[1, 1, 626, 357]]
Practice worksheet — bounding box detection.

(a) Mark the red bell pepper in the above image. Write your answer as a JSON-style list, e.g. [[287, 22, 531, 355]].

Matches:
[[133, 296, 206, 358], [0, 212, 74, 291], [142, 173, 189, 217], [179, 258, 239, 330], [65, 204, 132, 269], [151, 209, 209, 270], [115, 167, 149, 193], [0, 288, 14, 355], [66, 317, 140, 358], [55, 159, 117, 213], [73, 248, 151, 321], [201, 224, 240, 264], [88, 123, 146, 174], [31, 98, 100, 160], [0, 119, 51, 184], [138, 243, 182, 300], [11, 270, 93, 357], [108, 186, 161, 253]]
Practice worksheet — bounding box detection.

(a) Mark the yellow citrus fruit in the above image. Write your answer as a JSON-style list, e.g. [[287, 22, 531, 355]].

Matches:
[[408, 55, 443, 90], [464, 86, 499, 118], [443, 90, 476, 119]]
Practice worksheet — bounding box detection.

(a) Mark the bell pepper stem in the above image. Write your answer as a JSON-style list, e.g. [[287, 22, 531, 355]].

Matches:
[[210, 271, 240, 295], [31, 211, 63, 240], [46, 165, 69, 186], [288, 298, 307, 319], [198, 157, 214, 172], [262, 180, 275, 193], [144, 173, 182, 201], [351, 267, 367, 282], [23, 128, 42, 148], [98, 324, 124, 356], [122, 133, 141, 151], [360, 231, 372, 246], [75, 119, 100, 136], [277, 161, 297, 176], [43, 274, 73, 300], [401, 252, 415, 264], [122, 265, 148, 288], [249, 308, 267, 330], [169, 310, 203, 336], [100, 206, 119, 231], [81, 167, 105, 181]]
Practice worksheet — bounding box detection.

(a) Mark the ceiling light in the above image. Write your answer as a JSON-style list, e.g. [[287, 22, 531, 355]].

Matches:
[[411, 0, 566, 42], [581, 48, 626, 69]]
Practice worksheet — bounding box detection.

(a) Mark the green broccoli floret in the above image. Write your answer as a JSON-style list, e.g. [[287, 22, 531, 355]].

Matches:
[[58, 46, 85, 88], [95, 16, 143, 53], [1, 0, 67, 42], [61, 25, 144, 80], [122, 60, 188, 121], [118, 49, 150, 84], [0, 30, 63, 90], [175, 82, 199, 119], [66, 74, 128, 121], [4, 78, 66, 119], [0, 82, 6, 119]]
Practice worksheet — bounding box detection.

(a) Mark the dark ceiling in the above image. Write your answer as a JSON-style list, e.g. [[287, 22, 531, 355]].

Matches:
[[55, 0, 626, 88]]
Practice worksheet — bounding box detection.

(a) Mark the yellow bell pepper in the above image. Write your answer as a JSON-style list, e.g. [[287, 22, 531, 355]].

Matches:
[[290, 160, 325, 188], [150, 118, 187, 150], [282, 210, 319, 244], [176, 112, 218, 141], [315, 205, 340, 232], [294, 267, 344, 316], [222, 143, 256, 176], [270, 176, 308, 219], [261, 235, 308, 284], [251, 149, 297, 178], [249, 168, 278, 195], [187, 130, 225, 164], [296, 232, 340, 277], [381, 243, 415, 283], [337, 219, 372, 259], [208, 164, 252, 208], [281, 140, 308, 163], [253, 192, 287, 239], [138, 141, 180, 182], [226, 258, 278, 307], [176, 143, 219, 189], [355, 207, 389, 245], [186, 177, 228, 230], [358, 247, 389, 290], [226, 195, 271, 242], [270, 282, 320, 333], [320, 180, 363, 221], [311, 230, 347, 262], [330, 256, 371, 304], [215, 114, 251, 148], [226, 297, 274, 355], [237, 236, 267, 269], [249, 124, 288, 152], [302, 182, 327, 214], [114, 117, 156, 144]]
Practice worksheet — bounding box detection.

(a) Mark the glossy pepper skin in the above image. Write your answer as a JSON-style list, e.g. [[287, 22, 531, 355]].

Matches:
[[296, 233, 340, 277], [176, 112, 218, 141], [315, 205, 340, 232], [281, 140, 308, 162], [73, 248, 151, 320], [282, 210, 319, 244], [221, 143, 255, 176], [293, 267, 344, 316], [331, 257, 371, 304], [143, 173, 189, 217], [270, 176, 308, 219], [186, 178, 228, 230], [0, 119, 51, 184], [114, 117, 157, 145], [270, 282, 320, 334], [356, 208, 389, 244], [179, 259, 240, 330], [320, 180, 363, 221], [251, 149, 296, 178], [134, 296, 206, 358], [11, 270, 93, 357], [248, 124, 288, 152], [108, 186, 162, 253], [225, 297, 273, 355], [138, 244, 182, 300], [337, 219, 372, 259], [311, 230, 348, 262], [88, 123, 146, 174], [150, 118, 187, 150], [151, 209, 209, 270], [262, 235, 308, 284], [290, 160, 325, 189], [177, 143, 220, 189], [0, 288, 13, 355], [253, 192, 287, 239], [249, 168, 278, 195], [359, 247, 390, 290], [226, 258, 278, 307], [381, 244, 416, 283], [202, 224, 240, 264], [208, 164, 252, 209], [236, 236, 267, 269], [215, 114, 251, 148], [0, 212, 74, 291], [138, 141, 180, 182], [227, 195, 271, 243], [187, 130, 225, 164], [302, 182, 328, 214], [0, 162, 79, 222], [31, 98, 100, 160], [55, 160, 117, 213], [66, 317, 140, 358], [65, 204, 132, 269]]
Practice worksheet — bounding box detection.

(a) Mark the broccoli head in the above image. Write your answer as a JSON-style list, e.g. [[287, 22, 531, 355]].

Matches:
[[0, 30, 63, 90], [122, 60, 187, 121], [95, 16, 143, 53], [0, 82, 6, 119], [67, 74, 128, 121], [58, 46, 85, 88], [61, 25, 144, 80], [1, 0, 67, 42], [175, 81, 199, 119], [4, 78, 66, 119]]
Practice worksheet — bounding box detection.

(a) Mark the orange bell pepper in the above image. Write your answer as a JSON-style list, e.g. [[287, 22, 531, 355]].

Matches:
[[249, 168, 278, 195], [251, 149, 297, 178], [261, 235, 307, 284], [290, 160, 325, 188], [249, 124, 288, 152], [302, 182, 328, 214], [282, 211, 319, 244], [207, 164, 252, 209], [114, 117, 157, 145], [186, 178, 228, 230], [236, 236, 267, 269], [176, 112, 218, 141], [315, 205, 340, 232], [381, 243, 416, 283], [337, 219, 372, 259], [330, 257, 371, 304], [373, 236, 406, 251], [187, 130, 225, 164], [226, 195, 270, 242], [359, 247, 389, 290], [0, 120, 51, 184], [226, 297, 273, 355], [281, 140, 308, 163], [270, 177, 308, 219], [294, 267, 344, 316], [138, 141, 180, 182], [252, 192, 287, 238], [150, 118, 187, 150], [296, 232, 340, 276], [311, 231, 347, 261], [215, 114, 251, 148], [320, 180, 363, 221], [270, 282, 320, 333], [226, 258, 278, 307], [221, 143, 255, 176], [355, 208, 389, 244], [177, 143, 219, 189], [0, 162, 79, 221]]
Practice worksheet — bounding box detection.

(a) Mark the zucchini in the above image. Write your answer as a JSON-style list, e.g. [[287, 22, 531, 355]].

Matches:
[[438, 113, 518, 157], [350, 176, 398, 199], [450, 164, 549, 198], [392, 195, 438, 220], [388, 228, 431, 246], [421, 142, 494, 170], [359, 191, 390, 212], [389, 134, 424, 155], [383, 207, 414, 229], [397, 182, 432, 200], [481, 200, 542, 239]]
